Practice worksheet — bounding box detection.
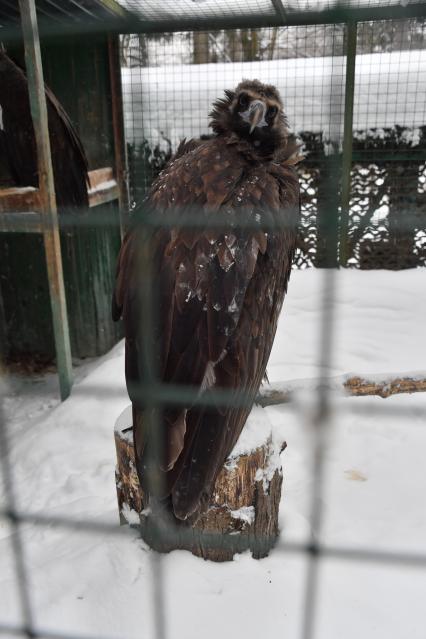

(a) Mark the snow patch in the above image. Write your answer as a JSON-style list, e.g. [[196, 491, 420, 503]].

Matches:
[[88, 179, 117, 195], [230, 506, 255, 526], [1, 270, 426, 639], [254, 439, 283, 493], [230, 405, 273, 458], [121, 503, 140, 526]]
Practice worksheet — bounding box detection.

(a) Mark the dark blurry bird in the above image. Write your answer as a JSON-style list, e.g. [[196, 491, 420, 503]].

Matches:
[[0, 50, 88, 209], [113, 79, 301, 523]]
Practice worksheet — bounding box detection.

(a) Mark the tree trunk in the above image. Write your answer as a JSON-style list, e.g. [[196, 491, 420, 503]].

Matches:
[[193, 32, 209, 65]]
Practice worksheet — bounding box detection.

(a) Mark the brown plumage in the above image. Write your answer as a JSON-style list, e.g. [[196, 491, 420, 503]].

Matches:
[[113, 80, 301, 522], [0, 50, 89, 209]]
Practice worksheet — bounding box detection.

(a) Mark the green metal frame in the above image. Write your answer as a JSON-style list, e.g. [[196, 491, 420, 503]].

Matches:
[[339, 20, 357, 267], [18, 0, 73, 400]]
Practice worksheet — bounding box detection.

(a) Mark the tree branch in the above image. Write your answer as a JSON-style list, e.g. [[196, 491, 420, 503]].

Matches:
[[256, 373, 426, 406]]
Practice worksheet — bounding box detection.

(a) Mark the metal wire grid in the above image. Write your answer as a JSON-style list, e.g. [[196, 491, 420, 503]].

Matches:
[[121, 22, 426, 169], [122, 0, 277, 21], [122, 22, 426, 268], [2, 0, 426, 44], [354, 20, 426, 135], [0, 0, 125, 29], [284, 0, 425, 8], [121, 0, 426, 21], [121, 25, 347, 193], [2, 15, 426, 639]]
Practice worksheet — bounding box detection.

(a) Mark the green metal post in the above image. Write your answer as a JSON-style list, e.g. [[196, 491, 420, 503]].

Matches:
[[108, 34, 130, 237], [339, 20, 357, 266], [19, 0, 73, 400]]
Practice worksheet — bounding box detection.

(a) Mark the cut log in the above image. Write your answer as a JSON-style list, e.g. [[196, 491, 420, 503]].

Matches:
[[256, 373, 426, 406], [114, 405, 285, 562], [343, 375, 426, 398]]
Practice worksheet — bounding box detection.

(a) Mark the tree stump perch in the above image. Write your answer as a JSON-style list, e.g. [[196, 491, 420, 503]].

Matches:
[[114, 405, 285, 562]]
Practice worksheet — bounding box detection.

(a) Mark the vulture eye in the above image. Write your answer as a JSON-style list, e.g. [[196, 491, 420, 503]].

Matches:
[[267, 105, 278, 120], [238, 93, 249, 109]]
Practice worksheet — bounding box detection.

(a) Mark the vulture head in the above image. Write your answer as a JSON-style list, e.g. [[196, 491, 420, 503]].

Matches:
[[209, 79, 289, 156]]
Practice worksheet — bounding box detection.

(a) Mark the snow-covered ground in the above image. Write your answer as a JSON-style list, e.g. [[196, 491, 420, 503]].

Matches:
[[1, 268, 426, 639], [122, 50, 426, 149]]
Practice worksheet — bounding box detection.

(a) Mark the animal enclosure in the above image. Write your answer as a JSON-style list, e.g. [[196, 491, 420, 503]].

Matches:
[[1, 2, 426, 639]]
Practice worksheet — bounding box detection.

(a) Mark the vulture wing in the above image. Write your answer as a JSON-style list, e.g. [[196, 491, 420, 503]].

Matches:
[[113, 136, 299, 520]]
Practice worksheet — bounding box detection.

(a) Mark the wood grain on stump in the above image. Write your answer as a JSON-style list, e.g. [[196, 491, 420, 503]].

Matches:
[[114, 406, 284, 562]]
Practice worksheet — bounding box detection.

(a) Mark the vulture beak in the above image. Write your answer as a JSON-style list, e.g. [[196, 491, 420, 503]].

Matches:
[[247, 99, 267, 134]]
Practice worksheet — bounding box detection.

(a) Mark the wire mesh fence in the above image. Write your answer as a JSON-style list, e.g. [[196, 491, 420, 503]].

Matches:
[[122, 20, 426, 268], [1, 6, 426, 639]]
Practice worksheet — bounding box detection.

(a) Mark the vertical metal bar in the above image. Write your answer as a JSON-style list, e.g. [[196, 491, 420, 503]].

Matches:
[[302, 23, 343, 635], [0, 400, 34, 638], [137, 230, 167, 639], [108, 34, 130, 236], [270, 0, 287, 22], [339, 20, 357, 266], [19, 0, 73, 400], [301, 157, 340, 639]]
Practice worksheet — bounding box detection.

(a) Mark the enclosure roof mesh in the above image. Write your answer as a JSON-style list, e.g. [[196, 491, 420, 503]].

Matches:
[[120, 0, 426, 29], [0, 0, 425, 39], [0, 0, 129, 35]]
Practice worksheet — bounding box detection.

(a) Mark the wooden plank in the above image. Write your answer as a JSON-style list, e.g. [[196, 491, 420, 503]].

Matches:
[[88, 183, 119, 208], [88, 168, 119, 207], [88, 167, 114, 189], [0, 186, 42, 213], [108, 35, 130, 235], [19, 0, 73, 400], [0, 176, 118, 220]]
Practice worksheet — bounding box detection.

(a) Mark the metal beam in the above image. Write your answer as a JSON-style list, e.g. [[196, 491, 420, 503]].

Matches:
[[339, 20, 357, 267], [91, 0, 130, 19], [18, 0, 73, 400], [270, 0, 286, 22]]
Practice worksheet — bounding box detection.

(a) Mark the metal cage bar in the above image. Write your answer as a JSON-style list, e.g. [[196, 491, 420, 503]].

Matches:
[[18, 0, 73, 400]]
